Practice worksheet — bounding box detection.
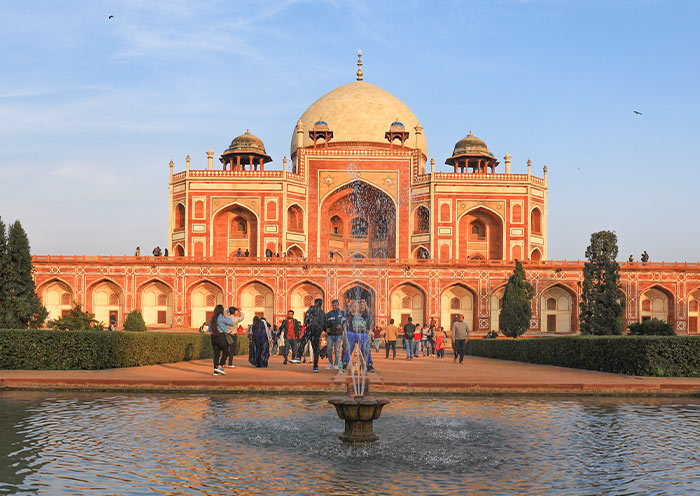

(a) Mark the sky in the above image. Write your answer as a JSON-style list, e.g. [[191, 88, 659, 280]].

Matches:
[[1, 0, 699, 261]]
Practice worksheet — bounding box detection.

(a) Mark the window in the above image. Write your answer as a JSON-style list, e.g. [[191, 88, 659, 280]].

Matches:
[[471, 222, 486, 240], [109, 293, 119, 306], [330, 215, 343, 236], [374, 217, 388, 239], [351, 217, 368, 237], [414, 206, 429, 233], [531, 208, 542, 235], [61, 292, 71, 305], [175, 204, 185, 230], [206, 294, 216, 307], [547, 297, 557, 310], [255, 294, 265, 306], [157, 293, 168, 306], [402, 296, 412, 309], [451, 297, 461, 310], [512, 204, 522, 223]]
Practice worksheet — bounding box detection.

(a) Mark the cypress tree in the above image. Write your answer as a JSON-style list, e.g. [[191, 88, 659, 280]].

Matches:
[[499, 260, 534, 338], [3, 221, 47, 328], [0, 217, 8, 327], [580, 230, 624, 335]]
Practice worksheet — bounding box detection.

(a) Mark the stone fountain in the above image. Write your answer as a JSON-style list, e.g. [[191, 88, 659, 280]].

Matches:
[[329, 345, 389, 442]]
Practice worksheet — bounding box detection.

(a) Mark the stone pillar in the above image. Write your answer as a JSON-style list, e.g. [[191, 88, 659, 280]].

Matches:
[[430, 158, 435, 173], [283, 156, 288, 172], [543, 165, 548, 186], [527, 158, 532, 176], [207, 149, 213, 170], [504, 153, 511, 174]]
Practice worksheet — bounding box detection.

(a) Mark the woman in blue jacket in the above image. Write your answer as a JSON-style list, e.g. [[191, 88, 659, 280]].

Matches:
[[209, 304, 235, 375]]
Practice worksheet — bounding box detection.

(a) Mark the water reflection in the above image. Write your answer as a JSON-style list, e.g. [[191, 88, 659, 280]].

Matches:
[[0, 392, 698, 495]]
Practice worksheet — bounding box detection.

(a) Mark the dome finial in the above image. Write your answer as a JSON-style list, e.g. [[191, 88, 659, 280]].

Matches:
[[356, 49, 363, 81]]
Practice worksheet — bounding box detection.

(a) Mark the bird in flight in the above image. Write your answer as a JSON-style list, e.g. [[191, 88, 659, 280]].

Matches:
[[108, 15, 114, 19], [633, 110, 643, 115], [577, 168, 582, 173]]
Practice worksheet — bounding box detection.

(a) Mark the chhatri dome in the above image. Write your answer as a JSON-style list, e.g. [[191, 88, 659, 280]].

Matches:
[[291, 51, 427, 161]]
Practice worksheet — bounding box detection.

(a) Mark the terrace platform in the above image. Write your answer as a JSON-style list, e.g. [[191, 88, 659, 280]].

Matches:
[[1, 355, 699, 395]]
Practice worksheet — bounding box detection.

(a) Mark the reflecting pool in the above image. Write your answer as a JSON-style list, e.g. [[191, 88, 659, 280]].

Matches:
[[1, 392, 698, 495]]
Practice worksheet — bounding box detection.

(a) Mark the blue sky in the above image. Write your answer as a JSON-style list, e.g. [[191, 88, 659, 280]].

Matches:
[[1, 0, 698, 261]]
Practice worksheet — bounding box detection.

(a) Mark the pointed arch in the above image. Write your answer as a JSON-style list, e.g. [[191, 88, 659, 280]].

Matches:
[[440, 283, 477, 333], [287, 203, 305, 233], [457, 206, 504, 261], [37, 278, 75, 322], [687, 286, 700, 333], [639, 285, 674, 324], [136, 279, 174, 327], [413, 205, 430, 234], [289, 280, 325, 322], [87, 278, 123, 327], [530, 206, 543, 235], [188, 279, 224, 328], [390, 282, 426, 327], [530, 248, 543, 261], [540, 283, 577, 333], [238, 280, 274, 326], [211, 201, 259, 258], [175, 202, 186, 231], [489, 284, 507, 332], [286, 244, 305, 258]]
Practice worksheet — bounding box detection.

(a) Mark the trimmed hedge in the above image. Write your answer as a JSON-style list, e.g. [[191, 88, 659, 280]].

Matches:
[[466, 336, 700, 377], [0, 329, 217, 370]]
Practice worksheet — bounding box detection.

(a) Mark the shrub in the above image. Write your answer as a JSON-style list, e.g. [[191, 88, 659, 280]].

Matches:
[[0, 329, 214, 370], [47, 305, 104, 330], [628, 318, 675, 336], [466, 335, 700, 377], [123, 310, 147, 332]]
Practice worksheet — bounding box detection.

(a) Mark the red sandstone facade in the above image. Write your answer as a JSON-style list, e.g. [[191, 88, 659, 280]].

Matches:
[[31, 65, 700, 335]]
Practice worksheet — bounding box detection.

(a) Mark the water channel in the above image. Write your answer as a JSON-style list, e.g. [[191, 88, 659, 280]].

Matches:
[[1, 392, 698, 495]]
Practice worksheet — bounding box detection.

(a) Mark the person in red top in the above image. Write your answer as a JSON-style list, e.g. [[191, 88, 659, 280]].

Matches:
[[279, 310, 301, 365], [435, 326, 446, 359], [413, 323, 422, 358], [372, 325, 382, 352]]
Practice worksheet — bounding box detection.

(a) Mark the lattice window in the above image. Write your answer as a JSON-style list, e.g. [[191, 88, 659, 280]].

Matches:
[[402, 296, 412, 309], [157, 293, 168, 306], [109, 293, 119, 306], [690, 300, 699, 312], [450, 297, 461, 310], [61, 292, 70, 305], [642, 300, 651, 312], [255, 294, 265, 306], [206, 294, 216, 307], [547, 298, 557, 310], [303, 295, 314, 307]]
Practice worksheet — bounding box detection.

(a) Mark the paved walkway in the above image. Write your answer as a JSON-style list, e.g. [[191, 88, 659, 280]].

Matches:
[[1, 354, 699, 395]]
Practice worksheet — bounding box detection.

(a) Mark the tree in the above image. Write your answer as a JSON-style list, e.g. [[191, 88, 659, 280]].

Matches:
[[1, 220, 47, 328], [500, 260, 534, 338], [47, 304, 104, 330], [0, 218, 8, 326], [123, 310, 147, 331], [580, 230, 624, 335]]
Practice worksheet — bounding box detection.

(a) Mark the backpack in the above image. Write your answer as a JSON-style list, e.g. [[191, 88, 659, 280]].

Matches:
[[352, 314, 368, 333], [305, 305, 326, 331]]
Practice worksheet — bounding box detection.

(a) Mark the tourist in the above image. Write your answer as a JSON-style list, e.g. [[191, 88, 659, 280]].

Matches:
[[325, 299, 345, 370], [198, 321, 208, 333], [420, 323, 429, 356], [629, 254, 634, 262], [279, 310, 301, 365], [226, 307, 245, 368], [209, 304, 236, 375], [265, 248, 273, 258], [135, 246, 140, 256], [297, 298, 326, 372], [425, 323, 435, 356], [244, 248, 250, 257], [270, 324, 281, 355], [343, 299, 374, 372], [236, 248, 242, 257], [485, 329, 498, 339], [435, 326, 446, 358], [641, 250, 649, 262], [164, 248, 168, 257], [451, 314, 470, 364], [383, 318, 398, 359], [152, 246, 162, 257], [413, 322, 422, 358], [372, 324, 382, 352], [403, 316, 416, 360], [248, 316, 270, 368]]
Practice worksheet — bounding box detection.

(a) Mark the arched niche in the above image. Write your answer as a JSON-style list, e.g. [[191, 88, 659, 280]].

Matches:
[[490, 286, 505, 332], [287, 204, 304, 233], [458, 207, 503, 260], [189, 281, 223, 328], [440, 284, 475, 334], [239, 281, 274, 327], [390, 283, 426, 328], [212, 203, 258, 258], [531, 207, 542, 235], [640, 287, 673, 323], [40, 280, 73, 322], [413, 206, 430, 233], [139, 280, 173, 327], [290, 282, 324, 324], [540, 285, 575, 333], [89, 280, 122, 326], [175, 203, 185, 230], [688, 289, 700, 333]]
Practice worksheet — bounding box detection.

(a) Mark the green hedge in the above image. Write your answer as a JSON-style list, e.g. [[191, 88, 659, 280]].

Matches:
[[0, 329, 219, 370], [466, 336, 700, 377]]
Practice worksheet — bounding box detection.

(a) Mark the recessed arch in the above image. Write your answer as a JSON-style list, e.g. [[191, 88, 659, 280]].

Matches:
[[530, 207, 543, 235], [540, 283, 577, 333], [38, 278, 75, 322], [412, 245, 430, 260], [175, 202, 186, 230], [287, 203, 304, 233], [390, 283, 426, 328], [688, 287, 700, 333], [440, 283, 476, 334], [413, 205, 430, 234], [457, 206, 504, 261], [87, 278, 123, 327], [286, 244, 305, 258], [238, 280, 274, 326], [188, 280, 224, 328], [339, 281, 377, 315], [639, 285, 674, 324], [211, 202, 259, 258], [530, 248, 543, 261], [173, 243, 185, 257], [289, 281, 325, 323], [137, 279, 173, 327], [489, 284, 507, 332]]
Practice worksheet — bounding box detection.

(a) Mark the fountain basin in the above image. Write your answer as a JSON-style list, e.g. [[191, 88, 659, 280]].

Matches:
[[328, 396, 390, 442]]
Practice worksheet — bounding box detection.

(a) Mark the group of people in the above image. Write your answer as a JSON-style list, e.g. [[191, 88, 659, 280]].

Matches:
[[207, 300, 475, 375], [133, 246, 168, 257]]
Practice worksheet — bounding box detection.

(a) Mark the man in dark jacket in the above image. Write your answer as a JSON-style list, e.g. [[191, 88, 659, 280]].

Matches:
[[325, 299, 345, 370], [296, 298, 326, 372], [403, 316, 416, 360], [279, 310, 301, 365]]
